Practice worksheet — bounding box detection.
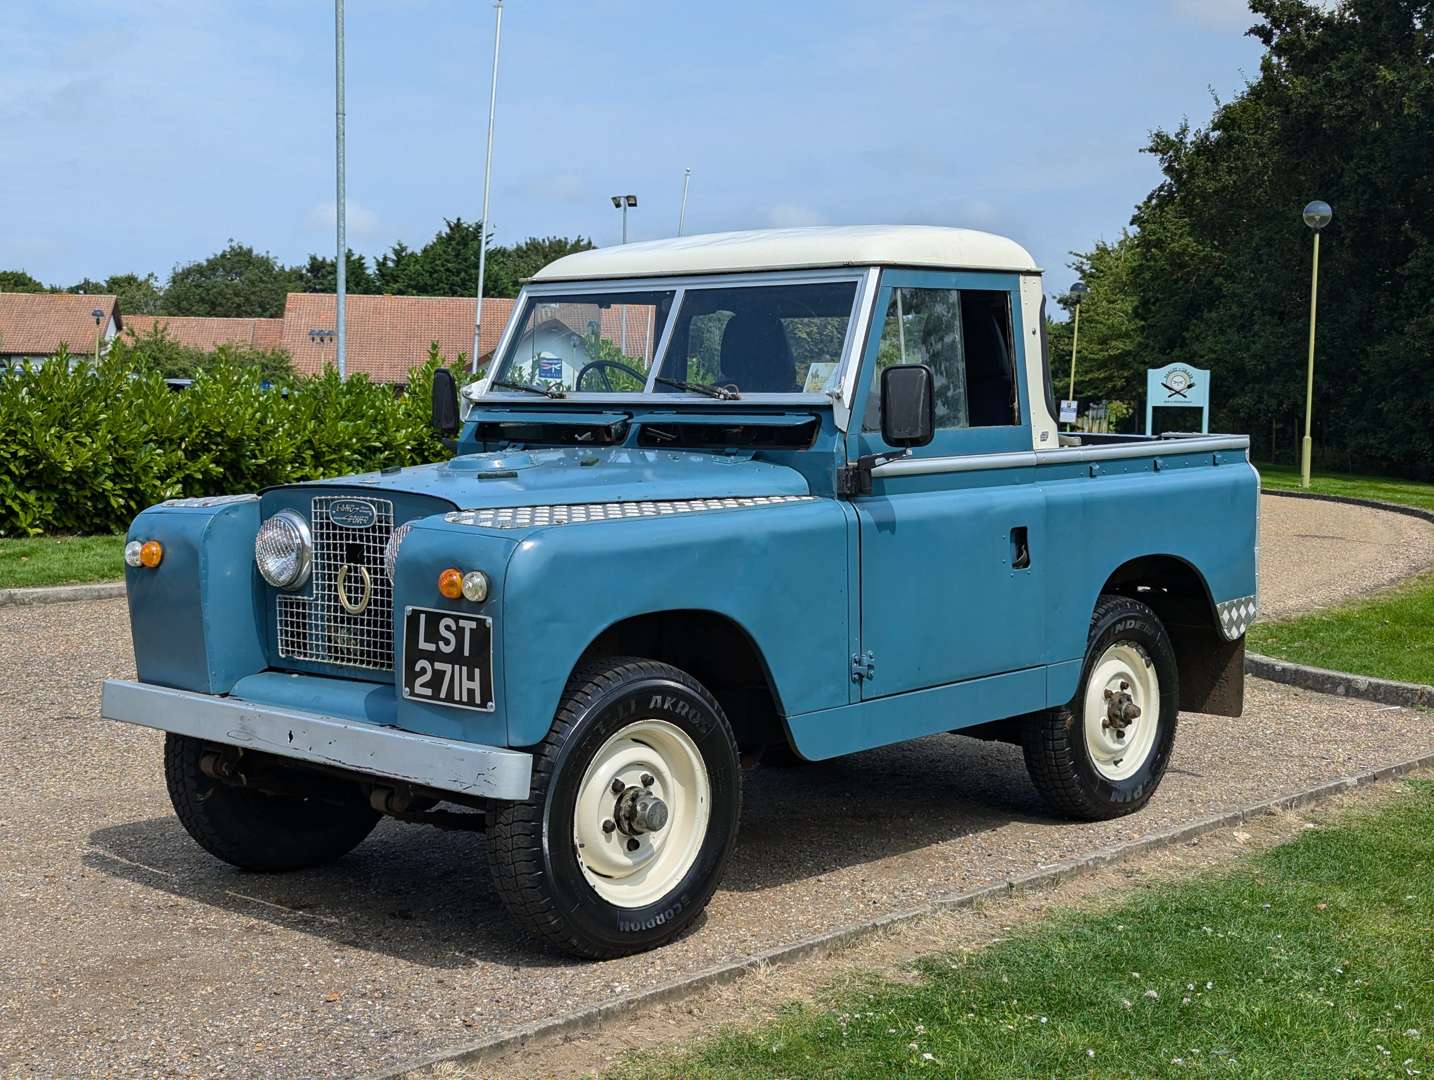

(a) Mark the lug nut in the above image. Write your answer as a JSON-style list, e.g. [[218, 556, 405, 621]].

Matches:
[[602, 819, 616, 834], [610, 777, 625, 794], [641, 773, 654, 787], [626, 837, 640, 852]]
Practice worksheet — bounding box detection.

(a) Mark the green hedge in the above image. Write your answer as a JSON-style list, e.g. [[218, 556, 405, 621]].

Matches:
[[1, 347, 451, 537]]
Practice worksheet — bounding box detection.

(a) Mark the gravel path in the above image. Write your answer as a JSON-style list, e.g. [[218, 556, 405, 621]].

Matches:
[[1255, 493, 1434, 619], [2, 495, 1430, 1078]]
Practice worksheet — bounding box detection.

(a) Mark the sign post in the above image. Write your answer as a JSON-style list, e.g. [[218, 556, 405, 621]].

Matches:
[[1145, 363, 1210, 435]]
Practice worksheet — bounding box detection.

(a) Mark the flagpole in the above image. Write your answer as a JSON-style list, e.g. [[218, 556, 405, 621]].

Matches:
[[470, 0, 504, 374], [335, 0, 347, 380]]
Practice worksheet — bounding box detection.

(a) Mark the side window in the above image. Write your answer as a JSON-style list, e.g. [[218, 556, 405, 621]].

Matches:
[[863, 288, 1019, 433]]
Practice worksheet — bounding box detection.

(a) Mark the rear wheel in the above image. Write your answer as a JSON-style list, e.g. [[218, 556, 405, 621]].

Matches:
[[164, 733, 380, 871], [1022, 595, 1179, 820], [488, 657, 741, 959]]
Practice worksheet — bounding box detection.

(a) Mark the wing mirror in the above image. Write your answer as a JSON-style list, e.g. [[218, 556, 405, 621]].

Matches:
[[880, 364, 935, 448], [431, 367, 460, 439]]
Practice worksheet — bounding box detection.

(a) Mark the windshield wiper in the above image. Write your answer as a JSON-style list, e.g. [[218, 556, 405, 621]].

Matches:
[[491, 379, 567, 399], [653, 376, 741, 400]]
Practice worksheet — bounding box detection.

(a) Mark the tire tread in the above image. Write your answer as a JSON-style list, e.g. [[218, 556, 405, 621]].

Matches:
[[1022, 594, 1178, 821], [487, 656, 739, 959]]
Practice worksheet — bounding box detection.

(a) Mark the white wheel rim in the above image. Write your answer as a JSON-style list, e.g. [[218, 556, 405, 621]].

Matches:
[[572, 719, 711, 909], [1083, 641, 1161, 782]]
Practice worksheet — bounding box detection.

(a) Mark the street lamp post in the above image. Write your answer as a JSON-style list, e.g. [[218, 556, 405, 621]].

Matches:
[[1300, 200, 1332, 488], [1067, 280, 1089, 404], [611, 194, 637, 244], [91, 308, 106, 360], [677, 169, 691, 236]]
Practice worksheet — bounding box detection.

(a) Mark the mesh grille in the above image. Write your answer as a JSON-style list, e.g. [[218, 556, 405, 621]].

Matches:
[[276, 496, 394, 671], [444, 495, 817, 530]]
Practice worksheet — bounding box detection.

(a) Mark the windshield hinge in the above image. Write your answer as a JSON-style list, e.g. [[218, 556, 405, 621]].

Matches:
[[850, 651, 876, 683]]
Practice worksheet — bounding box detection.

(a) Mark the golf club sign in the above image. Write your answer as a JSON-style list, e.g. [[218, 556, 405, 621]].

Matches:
[[1145, 362, 1210, 434]]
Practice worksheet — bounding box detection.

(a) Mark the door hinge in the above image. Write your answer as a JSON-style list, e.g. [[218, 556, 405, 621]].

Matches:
[[836, 449, 911, 498], [836, 464, 870, 497], [851, 650, 876, 683]]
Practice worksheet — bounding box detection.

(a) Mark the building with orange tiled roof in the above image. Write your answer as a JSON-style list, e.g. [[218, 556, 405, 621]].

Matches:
[[3, 290, 528, 383], [0, 292, 123, 365], [282, 294, 517, 384], [124, 314, 283, 352]]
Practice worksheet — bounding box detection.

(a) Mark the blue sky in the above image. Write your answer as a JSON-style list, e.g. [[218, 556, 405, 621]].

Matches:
[[4, 0, 1265, 299]]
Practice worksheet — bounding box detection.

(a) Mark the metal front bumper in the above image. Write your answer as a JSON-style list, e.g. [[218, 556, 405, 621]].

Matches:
[[100, 679, 532, 800]]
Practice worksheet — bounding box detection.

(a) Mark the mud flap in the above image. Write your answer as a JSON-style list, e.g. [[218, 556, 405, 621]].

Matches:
[[1173, 626, 1245, 717]]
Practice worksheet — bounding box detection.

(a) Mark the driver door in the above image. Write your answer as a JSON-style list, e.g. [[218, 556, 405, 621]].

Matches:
[[849, 270, 1047, 703]]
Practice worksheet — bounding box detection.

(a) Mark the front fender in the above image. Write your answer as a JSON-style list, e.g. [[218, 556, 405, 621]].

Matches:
[[497, 498, 850, 747], [124, 496, 267, 694]]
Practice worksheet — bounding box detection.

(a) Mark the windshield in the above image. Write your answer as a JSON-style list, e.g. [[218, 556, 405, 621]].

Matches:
[[489, 289, 676, 395], [486, 278, 859, 398]]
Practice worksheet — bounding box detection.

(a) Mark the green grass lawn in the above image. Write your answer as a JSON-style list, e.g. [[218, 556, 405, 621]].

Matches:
[[1249, 572, 1434, 685], [1258, 461, 1434, 513], [0, 534, 125, 588], [605, 782, 1434, 1080]]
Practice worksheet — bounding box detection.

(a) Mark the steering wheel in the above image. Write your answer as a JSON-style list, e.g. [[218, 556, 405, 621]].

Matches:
[[575, 359, 647, 392]]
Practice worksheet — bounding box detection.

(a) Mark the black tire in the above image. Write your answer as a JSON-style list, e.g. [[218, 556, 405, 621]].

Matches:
[[487, 657, 742, 959], [164, 733, 381, 871], [1022, 594, 1180, 821]]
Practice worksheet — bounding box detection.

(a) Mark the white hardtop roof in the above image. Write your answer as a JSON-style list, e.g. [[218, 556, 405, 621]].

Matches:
[[529, 225, 1039, 282]]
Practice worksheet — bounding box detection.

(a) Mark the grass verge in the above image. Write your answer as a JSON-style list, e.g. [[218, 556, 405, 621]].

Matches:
[[604, 781, 1434, 1080], [1257, 461, 1434, 514], [0, 534, 125, 588], [1249, 572, 1434, 686]]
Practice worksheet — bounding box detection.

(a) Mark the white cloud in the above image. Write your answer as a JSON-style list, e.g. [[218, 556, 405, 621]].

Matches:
[[1169, 0, 1256, 31], [307, 198, 381, 240], [765, 202, 828, 228]]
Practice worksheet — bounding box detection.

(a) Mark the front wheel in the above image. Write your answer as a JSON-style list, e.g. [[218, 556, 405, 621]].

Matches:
[[487, 657, 741, 959], [164, 733, 380, 870], [1022, 595, 1180, 821]]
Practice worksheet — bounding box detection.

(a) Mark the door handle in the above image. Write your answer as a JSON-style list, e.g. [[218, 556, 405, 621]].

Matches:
[[1010, 526, 1031, 570]]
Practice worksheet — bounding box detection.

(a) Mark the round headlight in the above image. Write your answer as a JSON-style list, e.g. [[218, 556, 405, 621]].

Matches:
[[124, 540, 143, 568], [384, 521, 413, 582], [255, 510, 312, 590]]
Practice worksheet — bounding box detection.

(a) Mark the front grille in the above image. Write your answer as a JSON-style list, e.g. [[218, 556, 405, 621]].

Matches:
[[277, 496, 394, 671]]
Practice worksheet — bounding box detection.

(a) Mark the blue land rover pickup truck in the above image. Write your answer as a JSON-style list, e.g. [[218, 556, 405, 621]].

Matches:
[[103, 226, 1258, 958]]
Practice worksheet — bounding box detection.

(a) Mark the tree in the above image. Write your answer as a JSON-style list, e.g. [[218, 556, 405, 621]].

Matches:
[[110, 324, 295, 382], [1045, 233, 1145, 409], [296, 249, 377, 295], [164, 242, 301, 318], [68, 272, 165, 315], [0, 270, 46, 293], [485, 235, 595, 297], [373, 220, 595, 298], [1122, 0, 1434, 475], [374, 218, 483, 296]]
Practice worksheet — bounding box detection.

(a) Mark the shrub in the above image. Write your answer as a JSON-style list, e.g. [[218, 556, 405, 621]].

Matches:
[[110, 326, 296, 383], [0, 349, 451, 537]]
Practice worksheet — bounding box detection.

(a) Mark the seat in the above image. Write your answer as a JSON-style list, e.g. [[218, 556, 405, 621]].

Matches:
[[717, 312, 797, 393]]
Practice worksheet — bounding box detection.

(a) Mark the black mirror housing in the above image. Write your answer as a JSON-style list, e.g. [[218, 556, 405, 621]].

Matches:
[[880, 364, 935, 448], [431, 367, 460, 437]]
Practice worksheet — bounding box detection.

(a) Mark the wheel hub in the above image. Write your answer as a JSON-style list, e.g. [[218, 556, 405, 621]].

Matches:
[[1082, 642, 1161, 782], [614, 784, 670, 835], [1103, 681, 1142, 739]]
